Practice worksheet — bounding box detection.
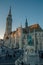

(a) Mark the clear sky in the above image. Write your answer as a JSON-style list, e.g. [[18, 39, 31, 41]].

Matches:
[[0, 0, 43, 39]]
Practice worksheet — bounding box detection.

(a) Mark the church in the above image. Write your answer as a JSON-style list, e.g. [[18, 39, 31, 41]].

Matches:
[[3, 7, 43, 65], [4, 7, 43, 53]]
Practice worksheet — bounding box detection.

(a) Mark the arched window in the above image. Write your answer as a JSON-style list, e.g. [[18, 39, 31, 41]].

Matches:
[[27, 35, 34, 46]]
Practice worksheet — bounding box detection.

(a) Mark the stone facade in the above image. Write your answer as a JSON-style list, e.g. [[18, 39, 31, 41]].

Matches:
[[3, 8, 43, 65], [4, 8, 43, 52]]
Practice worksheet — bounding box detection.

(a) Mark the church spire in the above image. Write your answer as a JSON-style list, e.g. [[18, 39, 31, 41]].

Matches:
[[25, 18, 28, 28], [5, 7, 12, 36], [8, 6, 12, 16]]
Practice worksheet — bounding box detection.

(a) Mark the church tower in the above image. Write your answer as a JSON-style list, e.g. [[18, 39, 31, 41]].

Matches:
[[4, 7, 12, 39]]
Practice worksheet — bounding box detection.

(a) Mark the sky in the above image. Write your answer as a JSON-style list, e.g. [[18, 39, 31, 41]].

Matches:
[[0, 0, 43, 39]]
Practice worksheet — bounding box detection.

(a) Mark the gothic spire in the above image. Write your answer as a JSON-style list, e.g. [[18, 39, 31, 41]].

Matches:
[[8, 6, 12, 16], [25, 18, 28, 28]]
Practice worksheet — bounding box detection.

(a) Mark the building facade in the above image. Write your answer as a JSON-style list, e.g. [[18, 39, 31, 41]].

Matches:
[[4, 8, 43, 52], [3, 8, 43, 65]]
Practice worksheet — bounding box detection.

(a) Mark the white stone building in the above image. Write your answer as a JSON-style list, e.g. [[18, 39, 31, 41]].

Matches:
[[4, 8, 43, 65], [4, 7, 43, 51]]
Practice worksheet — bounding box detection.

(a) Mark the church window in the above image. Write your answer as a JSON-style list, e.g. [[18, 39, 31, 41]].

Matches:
[[27, 35, 34, 46]]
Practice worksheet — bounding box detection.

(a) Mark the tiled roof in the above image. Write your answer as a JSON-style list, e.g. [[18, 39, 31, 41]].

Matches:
[[11, 24, 42, 34], [22, 24, 42, 33]]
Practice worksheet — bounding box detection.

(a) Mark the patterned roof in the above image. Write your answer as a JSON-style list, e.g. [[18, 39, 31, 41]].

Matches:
[[23, 24, 42, 33], [11, 24, 42, 34]]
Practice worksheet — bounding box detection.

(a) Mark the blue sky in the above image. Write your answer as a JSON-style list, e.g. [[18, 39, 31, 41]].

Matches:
[[0, 0, 43, 38]]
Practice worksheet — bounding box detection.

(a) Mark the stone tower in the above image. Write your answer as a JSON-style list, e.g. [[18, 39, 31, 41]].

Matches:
[[4, 7, 12, 39]]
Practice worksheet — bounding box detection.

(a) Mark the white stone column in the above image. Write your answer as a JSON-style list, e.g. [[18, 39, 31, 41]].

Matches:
[[34, 29, 36, 53], [15, 36, 17, 48], [19, 28, 23, 49], [19, 35, 22, 49]]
